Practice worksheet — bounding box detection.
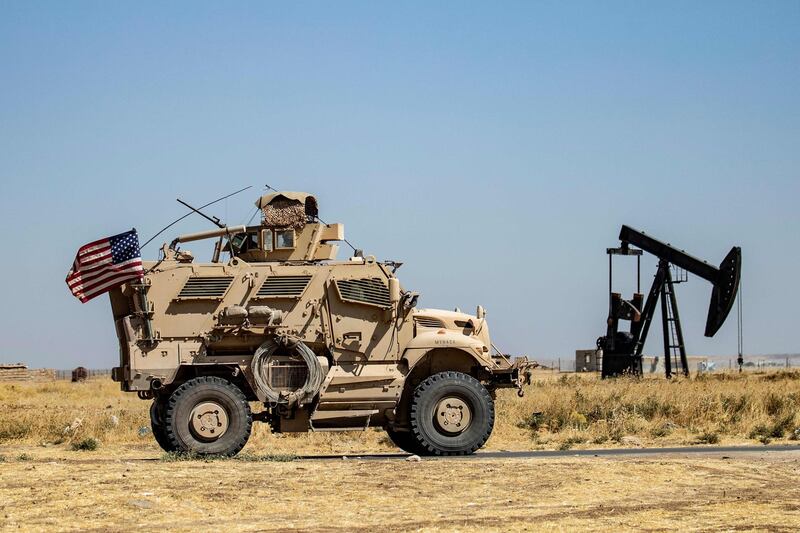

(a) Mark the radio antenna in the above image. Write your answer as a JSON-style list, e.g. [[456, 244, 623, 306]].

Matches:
[[141, 185, 252, 249]]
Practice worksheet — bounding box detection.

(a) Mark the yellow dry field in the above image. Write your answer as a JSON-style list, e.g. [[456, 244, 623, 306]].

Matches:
[[2, 370, 799, 454], [1, 371, 800, 531], [1, 447, 799, 531]]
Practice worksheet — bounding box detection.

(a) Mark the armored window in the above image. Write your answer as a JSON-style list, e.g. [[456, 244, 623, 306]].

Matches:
[[229, 231, 261, 255], [335, 278, 392, 309], [260, 229, 273, 252], [275, 229, 295, 249]]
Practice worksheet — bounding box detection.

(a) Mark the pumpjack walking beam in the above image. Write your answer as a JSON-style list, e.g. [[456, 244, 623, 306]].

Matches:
[[618, 225, 741, 338], [598, 225, 741, 378]]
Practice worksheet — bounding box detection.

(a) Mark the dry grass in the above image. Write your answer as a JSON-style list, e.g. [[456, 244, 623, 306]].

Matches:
[[2, 373, 800, 531], [0, 370, 799, 454], [495, 369, 800, 450], [0, 446, 798, 531]]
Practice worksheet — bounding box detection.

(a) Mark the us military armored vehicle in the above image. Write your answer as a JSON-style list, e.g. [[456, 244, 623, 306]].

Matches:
[[108, 191, 530, 456]]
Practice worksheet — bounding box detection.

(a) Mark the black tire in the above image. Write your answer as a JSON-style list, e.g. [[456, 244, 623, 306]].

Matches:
[[150, 397, 179, 453], [385, 428, 425, 455], [409, 371, 494, 456], [163, 376, 252, 456]]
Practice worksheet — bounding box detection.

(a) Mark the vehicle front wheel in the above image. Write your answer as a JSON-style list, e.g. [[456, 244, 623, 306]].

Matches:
[[409, 371, 494, 456], [163, 376, 252, 456]]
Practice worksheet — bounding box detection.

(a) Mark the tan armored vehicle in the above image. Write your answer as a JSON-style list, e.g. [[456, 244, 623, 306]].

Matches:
[[109, 192, 530, 456]]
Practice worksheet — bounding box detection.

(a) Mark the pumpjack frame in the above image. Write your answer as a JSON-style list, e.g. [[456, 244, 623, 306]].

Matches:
[[598, 225, 741, 378]]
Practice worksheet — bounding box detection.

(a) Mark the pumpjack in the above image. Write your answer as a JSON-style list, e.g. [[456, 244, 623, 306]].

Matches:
[[597, 225, 741, 378]]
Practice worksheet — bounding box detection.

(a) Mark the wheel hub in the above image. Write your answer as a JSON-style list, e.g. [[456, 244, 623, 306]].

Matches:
[[435, 396, 472, 434], [189, 401, 229, 441]]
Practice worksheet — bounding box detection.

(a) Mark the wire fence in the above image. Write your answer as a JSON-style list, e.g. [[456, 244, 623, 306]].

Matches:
[[54, 368, 113, 380], [537, 356, 800, 374]]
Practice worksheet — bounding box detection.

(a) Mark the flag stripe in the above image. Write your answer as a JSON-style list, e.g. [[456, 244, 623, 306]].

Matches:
[[77, 242, 111, 257], [77, 269, 143, 298], [69, 261, 143, 292], [68, 257, 113, 277], [74, 267, 143, 299], [68, 258, 143, 290], [68, 253, 115, 276], [77, 249, 112, 266], [75, 270, 143, 301], [76, 272, 144, 302]]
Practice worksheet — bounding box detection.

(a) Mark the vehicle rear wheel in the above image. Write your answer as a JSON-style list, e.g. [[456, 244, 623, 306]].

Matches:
[[163, 376, 252, 456], [150, 396, 179, 453], [409, 371, 494, 456]]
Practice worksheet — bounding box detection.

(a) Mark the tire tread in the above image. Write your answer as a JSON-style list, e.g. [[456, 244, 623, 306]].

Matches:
[[163, 376, 252, 456], [409, 371, 494, 456]]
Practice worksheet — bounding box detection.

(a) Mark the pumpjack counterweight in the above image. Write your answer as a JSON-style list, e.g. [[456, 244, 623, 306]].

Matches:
[[598, 225, 742, 378]]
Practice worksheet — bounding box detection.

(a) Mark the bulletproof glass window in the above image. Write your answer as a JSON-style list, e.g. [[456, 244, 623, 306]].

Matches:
[[275, 229, 295, 249], [260, 229, 274, 252]]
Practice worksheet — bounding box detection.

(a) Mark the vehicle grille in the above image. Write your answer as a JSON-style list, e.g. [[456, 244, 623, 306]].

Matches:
[[415, 316, 445, 328], [255, 275, 312, 298], [176, 276, 234, 300], [268, 361, 308, 390], [335, 278, 392, 308]]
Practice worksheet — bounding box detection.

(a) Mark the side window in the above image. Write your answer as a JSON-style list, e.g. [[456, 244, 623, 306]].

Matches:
[[275, 229, 295, 249], [260, 229, 274, 252]]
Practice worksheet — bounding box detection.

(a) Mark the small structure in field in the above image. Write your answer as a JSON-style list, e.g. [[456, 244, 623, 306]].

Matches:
[[575, 349, 602, 372], [0, 363, 56, 382], [72, 366, 89, 382]]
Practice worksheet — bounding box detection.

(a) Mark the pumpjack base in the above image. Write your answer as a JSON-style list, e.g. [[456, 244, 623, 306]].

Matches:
[[601, 353, 643, 379]]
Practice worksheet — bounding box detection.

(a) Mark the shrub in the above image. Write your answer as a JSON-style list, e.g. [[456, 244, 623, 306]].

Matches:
[[0, 421, 30, 441], [558, 435, 586, 451], [71, 437, 99, 451], [769, 413, 796, 438], [519, 412, 545, 431], [696, 431, 720, 444], [748, 424, 769, 440], [764, 393, 787, 416], [650, 422, 676, 438]]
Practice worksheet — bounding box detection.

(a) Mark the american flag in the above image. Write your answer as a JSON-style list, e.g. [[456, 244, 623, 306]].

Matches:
[[66, 229, 144, 303]]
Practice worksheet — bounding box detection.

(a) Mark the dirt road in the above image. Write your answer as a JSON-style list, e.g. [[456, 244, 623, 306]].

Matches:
[[307, 443, 800, 461], [1, 445, 798, 532]]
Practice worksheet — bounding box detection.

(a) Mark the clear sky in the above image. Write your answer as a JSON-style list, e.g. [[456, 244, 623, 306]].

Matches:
[[1, 1, 798, 368]]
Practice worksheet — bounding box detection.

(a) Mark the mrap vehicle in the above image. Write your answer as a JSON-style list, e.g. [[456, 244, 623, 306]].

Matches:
[[108, 191, 531, 456]]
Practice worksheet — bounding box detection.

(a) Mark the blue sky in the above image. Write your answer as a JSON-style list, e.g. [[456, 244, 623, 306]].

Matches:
[[0, 1, 798, 368]]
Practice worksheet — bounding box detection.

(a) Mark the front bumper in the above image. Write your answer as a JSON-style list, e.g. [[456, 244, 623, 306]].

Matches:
[[488, 356, 539, 395]]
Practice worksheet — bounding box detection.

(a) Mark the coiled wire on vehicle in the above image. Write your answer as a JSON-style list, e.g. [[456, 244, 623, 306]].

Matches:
[[252, 336, 324, 407]]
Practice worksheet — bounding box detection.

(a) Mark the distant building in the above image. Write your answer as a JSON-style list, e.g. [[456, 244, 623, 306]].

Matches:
[[0, 363, 55, 382], [576, 349, 602, 372]]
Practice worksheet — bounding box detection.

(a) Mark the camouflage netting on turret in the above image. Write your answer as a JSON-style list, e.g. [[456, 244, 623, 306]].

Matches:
[[262, 199, 307, 229]]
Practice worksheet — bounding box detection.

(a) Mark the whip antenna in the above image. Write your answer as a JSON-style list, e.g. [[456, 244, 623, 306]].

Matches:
[[141, 185, 252, 249]]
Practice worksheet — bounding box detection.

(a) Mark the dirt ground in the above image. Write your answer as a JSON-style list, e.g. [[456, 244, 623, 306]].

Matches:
[[1, 446, 798, 532]]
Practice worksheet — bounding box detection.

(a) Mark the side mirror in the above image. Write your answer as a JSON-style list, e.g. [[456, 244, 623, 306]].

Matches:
[[389, 278, 401, 305], [476, 305, 486, 319]]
